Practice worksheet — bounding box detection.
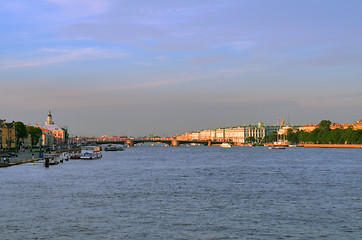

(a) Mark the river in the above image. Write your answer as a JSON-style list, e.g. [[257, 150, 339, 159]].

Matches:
[[0, 145, 361, 239]]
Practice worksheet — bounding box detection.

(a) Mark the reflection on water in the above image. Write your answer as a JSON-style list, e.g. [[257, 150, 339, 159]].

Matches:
[[0, 146, 361, 239]]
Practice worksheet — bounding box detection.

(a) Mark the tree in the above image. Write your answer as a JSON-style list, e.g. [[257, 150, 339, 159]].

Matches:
[[266, 131, 277, 143], [342, 127, 355, 144], [245, 136, 256, 143], [318, 120, 331, 131], [14, 122, 28, 139], [298, 131, 310, 143], [286, 129, 298, 144], [330, 129, 342, 144], [26, 126, 43, 146], [310, 128, 321, 143], [14, 121, 28, 149], [63, 128, 69, 143]]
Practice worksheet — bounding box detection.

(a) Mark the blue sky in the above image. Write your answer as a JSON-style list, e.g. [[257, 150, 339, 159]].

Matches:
[[1, 0, 361, 137]]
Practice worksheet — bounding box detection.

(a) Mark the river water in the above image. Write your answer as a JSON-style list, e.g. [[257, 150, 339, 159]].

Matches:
[[0, 146, 361, 239]]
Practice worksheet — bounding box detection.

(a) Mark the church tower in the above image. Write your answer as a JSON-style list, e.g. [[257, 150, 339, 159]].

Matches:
[[45, 110, 55, 125]]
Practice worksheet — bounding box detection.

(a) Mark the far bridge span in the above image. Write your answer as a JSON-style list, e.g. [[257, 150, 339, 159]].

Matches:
[[96, 138, 226, 147]]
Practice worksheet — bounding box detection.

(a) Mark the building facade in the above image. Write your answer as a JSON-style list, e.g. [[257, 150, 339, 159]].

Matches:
[[176, 123, 278, 144], [0, 120, 16, 149], [39, 111, 67, 147]]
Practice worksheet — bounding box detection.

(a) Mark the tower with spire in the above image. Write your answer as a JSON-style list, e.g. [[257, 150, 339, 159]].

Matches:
[[45, 110, 55, 125]]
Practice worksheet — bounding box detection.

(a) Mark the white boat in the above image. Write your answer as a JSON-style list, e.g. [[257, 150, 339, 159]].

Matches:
[[269, 146, 286, 149], [61, 152, 70, 160], [220, 142, 233, 148], [80, 146, 102, 159], [190, 143, 202, 146], [269, 141, 287, 149]]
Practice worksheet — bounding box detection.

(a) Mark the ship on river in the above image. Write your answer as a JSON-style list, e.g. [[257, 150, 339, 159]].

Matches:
[[80, 146, 102, 159]]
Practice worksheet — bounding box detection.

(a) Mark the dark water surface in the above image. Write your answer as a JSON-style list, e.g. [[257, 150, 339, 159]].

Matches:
[[0, 146, 361, 239]]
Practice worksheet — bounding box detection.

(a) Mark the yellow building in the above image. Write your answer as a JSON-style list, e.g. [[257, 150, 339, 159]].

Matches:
[[0, 120, 16, 149], [351, 120, 362, 130]]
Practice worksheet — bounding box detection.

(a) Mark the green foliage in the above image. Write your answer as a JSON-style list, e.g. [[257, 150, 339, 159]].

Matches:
[[63, 128, 69, 142], [265, 131, 277, 143], [286, 129, 298, 144], [245, 136, 256, 143], [286, 125, 362, 144], [26, 126, 43, 146], [14, 121, 28, 139], [318, 120, 331, 131]]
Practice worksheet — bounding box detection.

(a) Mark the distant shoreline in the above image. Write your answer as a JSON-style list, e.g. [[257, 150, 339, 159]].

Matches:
[[301, 144, 362, 148]]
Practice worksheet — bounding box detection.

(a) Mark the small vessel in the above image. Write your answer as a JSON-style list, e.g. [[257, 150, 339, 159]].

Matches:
[[61, 152, 70, 161], [70, 152, 80, 159], [49, 157, 59, 165], [190, 143, 202, 146], [80, 146, 102, 159], [116, 145, 125, 151], [104, 144, 118, 151], [220, 142, 233, 148], [269, 141, 287, 149], [269, 146, 286, 149]]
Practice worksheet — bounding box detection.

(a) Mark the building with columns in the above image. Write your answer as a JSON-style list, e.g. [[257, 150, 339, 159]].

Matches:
[[39, 111, 67, 147], [176, 123, 278, 144]]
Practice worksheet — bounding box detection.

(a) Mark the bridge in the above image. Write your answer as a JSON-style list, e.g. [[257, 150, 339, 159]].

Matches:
[[95, 137, 227, 147]]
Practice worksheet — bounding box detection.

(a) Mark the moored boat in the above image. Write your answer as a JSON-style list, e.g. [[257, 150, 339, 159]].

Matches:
[[61, 152, 70, 161], [116, 145, 125, 151], [104, 144, 118, 151], [220, 142, 233, 148], [80, 146, 102, 159], [269, 146, 286, 149], [70, 152, 80, 159]]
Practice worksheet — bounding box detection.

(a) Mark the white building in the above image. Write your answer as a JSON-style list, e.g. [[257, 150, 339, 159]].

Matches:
[[177, 123, 278, 144], [39, 111, 67, 147]]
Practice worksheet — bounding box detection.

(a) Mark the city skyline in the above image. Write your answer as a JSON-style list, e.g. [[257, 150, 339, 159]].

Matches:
[[1, 0, 362, 137]]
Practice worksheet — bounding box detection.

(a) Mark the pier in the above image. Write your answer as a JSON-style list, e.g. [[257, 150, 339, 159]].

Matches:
[[0, 148, 81, 168]]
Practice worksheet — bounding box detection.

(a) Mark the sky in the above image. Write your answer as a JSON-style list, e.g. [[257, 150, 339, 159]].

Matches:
[[1, 0, 362, 137]]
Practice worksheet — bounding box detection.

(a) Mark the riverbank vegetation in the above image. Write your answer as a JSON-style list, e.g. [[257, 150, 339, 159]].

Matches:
[[287, 120, 362, 144]]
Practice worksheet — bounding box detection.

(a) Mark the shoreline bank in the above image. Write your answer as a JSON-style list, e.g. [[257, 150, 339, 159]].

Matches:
[[301, 144, 362, 148], [0, 158, 42, 168], [0, 148, 81, 168]]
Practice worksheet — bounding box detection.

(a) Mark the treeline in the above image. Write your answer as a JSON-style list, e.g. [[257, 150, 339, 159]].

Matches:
[[14, 121, 43, 146], [286, 120, 362, 144]]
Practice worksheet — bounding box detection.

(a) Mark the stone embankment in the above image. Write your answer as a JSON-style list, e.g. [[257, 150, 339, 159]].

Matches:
[[0, 148, 81, 168], [301, 144, 362, 148], [0, 158, 41, 168]]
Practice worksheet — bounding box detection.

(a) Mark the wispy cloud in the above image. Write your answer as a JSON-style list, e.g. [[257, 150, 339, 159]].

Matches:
[[221, 41, 256, 51], [0, 47, 125, 69], [63, 75, 200, 96], [46, 0, 110, 19]]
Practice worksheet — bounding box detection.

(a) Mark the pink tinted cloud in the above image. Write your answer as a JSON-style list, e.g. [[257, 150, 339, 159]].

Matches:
[[0, 47, 125, 69]]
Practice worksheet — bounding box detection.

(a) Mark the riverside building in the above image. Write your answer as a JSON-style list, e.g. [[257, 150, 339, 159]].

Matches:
[[176, 122, 278, 144], [0, 120, 16, 149], [38, 111, 67, 147]]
